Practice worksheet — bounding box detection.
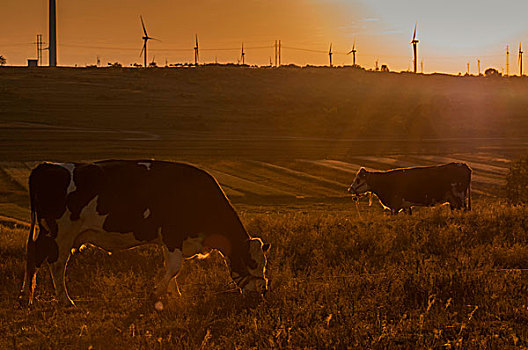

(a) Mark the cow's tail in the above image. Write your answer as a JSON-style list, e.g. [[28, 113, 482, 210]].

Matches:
[[466, 167, 472, 211], [467, 181, 471, 211], [20, 171, 38, 304]]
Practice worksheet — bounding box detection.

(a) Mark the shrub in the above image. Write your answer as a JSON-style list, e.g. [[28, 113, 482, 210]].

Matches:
[[504, 153, 528, 204]]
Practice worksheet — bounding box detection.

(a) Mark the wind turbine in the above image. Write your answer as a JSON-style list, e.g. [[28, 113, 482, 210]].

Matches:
[[506, 45, 510, 76], [140, 16, 159, 68], [328, 43, 333, 67], [411, 23, 419, 73], [519, 43, 524, 76], [348, 39, 357, 66], [241, 42, 245, 65], [194, 34, 199, 65]]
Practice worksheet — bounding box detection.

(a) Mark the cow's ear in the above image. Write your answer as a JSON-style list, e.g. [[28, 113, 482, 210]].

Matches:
[[262, 243, 271, 252]]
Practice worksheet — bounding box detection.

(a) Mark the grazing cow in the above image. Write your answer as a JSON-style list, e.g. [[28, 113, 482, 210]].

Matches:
[[348, 162, 471, 214], [19, 160, 270, 307]]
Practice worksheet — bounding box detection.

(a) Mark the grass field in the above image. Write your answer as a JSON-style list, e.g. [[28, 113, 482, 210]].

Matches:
[[1, 67, 528, 348], [2, 204, 528, 348]]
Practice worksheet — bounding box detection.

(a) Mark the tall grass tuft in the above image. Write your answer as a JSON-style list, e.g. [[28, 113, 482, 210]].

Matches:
[[504, 153, 528, 204]]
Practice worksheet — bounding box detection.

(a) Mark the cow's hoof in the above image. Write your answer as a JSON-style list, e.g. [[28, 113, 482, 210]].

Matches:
[[16, 296, 28, 309], [167, 289, 182, 298], [56, 298, 76, 308]]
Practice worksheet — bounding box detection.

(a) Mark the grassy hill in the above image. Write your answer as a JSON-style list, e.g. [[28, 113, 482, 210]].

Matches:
[[1, 67, 528, 162]]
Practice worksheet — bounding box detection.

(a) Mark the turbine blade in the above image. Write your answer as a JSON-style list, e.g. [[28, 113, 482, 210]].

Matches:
[[195, 34, 198, 48], [329, 43, 332, 53], [353, 39, 356, 51], [140, 16, 148, 37], [413, 22, 417, 41]]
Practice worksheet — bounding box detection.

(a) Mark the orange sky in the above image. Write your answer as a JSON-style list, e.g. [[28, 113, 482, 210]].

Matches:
[[1, 0, 527, 74]]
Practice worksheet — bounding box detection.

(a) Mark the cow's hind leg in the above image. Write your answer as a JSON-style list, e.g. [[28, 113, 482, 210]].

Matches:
[[155, 247, 183, 299]]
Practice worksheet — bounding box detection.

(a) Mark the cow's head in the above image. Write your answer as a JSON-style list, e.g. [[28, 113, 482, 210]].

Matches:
[[348, 167, 371, 195], [230, 238, 270, 295]]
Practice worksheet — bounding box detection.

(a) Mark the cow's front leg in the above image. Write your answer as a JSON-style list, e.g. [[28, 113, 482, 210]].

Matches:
[[18, 266, 37, 306], [154, 247, 183, 299]]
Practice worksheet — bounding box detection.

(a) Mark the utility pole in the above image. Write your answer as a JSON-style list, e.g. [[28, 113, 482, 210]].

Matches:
[[477, 59, 481, 75], [467, 62, 470, 75], [34, 34, 45, 66], [274, 40, 277, 67], [420, 60, 423, 74], [519, 43, 523, 77], [278, 40, 281, 67], [49, 0, 57, 67]]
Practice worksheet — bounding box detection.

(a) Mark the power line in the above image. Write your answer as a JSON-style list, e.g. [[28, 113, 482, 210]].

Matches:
[[60, 43, 273, 52]]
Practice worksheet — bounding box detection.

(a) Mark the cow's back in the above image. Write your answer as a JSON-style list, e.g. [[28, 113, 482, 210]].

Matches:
[[93, 160, 239, 250], [30, 160, 240, 251], [373, 163, 471, 206]]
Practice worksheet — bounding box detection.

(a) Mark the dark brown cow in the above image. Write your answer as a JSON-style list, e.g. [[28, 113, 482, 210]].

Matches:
[[19, 160, 270, 307], [348, 162, 471, 214]]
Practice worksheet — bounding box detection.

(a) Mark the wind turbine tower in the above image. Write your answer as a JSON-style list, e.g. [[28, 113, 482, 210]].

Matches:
[[140, 16, 158, 68], [519, 43, 524, 76], [49, 0, 57, 66], [411, 23, 419, 73], [506, 45, 510, 76], [328, 43, 333, 67], [241, 43, 245, 65], [348, 40, 357, 66], [194, 35, 199, 65]]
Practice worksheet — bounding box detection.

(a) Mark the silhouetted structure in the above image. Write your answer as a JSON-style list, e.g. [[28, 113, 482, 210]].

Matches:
[[49, 0, 57, 66], [519, 43, 523, 76], [348, 40, 357, 66], [140, 16, 158, 68], [328, 43, 333, 67], [506, 45, 510, 76], [34, 34, 45, 66], [485, 68, 501, 77], [194, 35, 199, 65], [411, 23, 419, 73], [279, 40, 281, 66]]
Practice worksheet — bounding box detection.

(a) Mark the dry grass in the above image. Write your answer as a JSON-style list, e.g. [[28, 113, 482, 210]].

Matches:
[[1, 201, 528, 348]]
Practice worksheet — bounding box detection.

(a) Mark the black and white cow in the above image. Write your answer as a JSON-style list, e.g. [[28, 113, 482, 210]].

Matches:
[[348, 162, 471, 214], [19, 160, 270, 307]]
